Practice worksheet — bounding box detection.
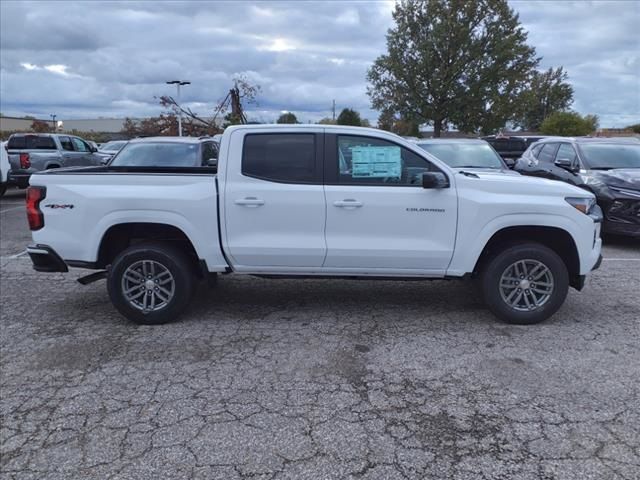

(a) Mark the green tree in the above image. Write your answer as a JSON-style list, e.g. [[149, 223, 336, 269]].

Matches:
[[277, 112, 298, 124], [377, 108, 421, 136], [540, 111, 599, 136], [367, 0, 538, 137], [317, 117, 336, 125], [337, 108, 362, 126], [625, 123, 640, 134], [515, 67, 574, 131]]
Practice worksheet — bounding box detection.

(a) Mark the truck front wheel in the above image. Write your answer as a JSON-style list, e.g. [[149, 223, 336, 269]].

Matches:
[[107, 242, 195, 325], [481, 243, 569, 325]]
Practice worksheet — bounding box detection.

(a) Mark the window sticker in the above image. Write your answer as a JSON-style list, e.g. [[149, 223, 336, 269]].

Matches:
[[351, 146, 401, 179]]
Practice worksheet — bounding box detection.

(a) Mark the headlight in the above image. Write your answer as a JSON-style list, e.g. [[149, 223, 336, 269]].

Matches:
[[565, 196, 596, 215]]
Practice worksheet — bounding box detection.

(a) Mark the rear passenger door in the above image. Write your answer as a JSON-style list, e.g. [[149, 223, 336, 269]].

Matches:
[[223, 130, 326, 269]]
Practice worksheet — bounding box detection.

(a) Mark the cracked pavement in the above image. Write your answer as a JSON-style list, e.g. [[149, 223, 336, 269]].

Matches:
[[1, 189, 639, 479]]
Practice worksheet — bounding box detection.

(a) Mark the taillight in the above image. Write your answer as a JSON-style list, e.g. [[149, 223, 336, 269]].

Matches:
[[26, 186, 46, 231], [20, 152, 31, 169]]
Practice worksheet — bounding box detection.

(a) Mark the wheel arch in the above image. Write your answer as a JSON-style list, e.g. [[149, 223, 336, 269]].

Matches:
[[473, 225, 581, 288], [96, 222, 204, 276]]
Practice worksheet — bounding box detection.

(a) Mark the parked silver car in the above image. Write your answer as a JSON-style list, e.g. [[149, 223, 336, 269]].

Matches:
[[6, 133, 103, 188]]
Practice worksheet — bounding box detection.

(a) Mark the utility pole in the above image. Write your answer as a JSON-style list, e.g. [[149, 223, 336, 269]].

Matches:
[[166, 80, 191, 136], [50, 114, 57, 131], [332, 100, 336, 121]]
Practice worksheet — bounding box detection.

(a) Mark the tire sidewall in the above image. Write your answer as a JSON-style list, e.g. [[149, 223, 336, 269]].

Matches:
[[107, 244, 194, 325], [482, 244, 569, 325]]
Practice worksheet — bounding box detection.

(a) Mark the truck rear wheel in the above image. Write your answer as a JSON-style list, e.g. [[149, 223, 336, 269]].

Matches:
[[481, 243, 569, 325], [107, 242, 195, 325]]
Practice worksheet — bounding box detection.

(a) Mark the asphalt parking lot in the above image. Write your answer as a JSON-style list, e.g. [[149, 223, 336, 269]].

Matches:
[[1, 187, 639, 480]]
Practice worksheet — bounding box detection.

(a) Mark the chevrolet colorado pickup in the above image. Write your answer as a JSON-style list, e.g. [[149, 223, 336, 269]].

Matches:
[[25, 125, 603, 325]]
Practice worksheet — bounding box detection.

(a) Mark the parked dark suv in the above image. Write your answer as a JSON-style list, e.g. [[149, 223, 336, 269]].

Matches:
[[482, 135, 546, 168], [514, 137, 640, 237]]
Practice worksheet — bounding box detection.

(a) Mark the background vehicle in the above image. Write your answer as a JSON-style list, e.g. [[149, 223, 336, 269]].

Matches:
[[482, 135, 546, 168], [415, 138, 510, 171], [515, 137, 640, 237], [6, 133, 103, 187], [109, 137, 219, 168], [25, 125, 601, 326], [97, 140, 128, 162], [1, 141, 10, 196]]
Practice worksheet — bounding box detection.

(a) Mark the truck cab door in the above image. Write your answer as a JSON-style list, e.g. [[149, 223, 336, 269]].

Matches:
[[223, 130, 326, 268], [322, 133, 457, 274]]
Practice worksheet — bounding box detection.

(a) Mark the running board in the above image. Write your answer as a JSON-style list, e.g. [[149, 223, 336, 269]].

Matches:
[[77, 270, 108, 285]]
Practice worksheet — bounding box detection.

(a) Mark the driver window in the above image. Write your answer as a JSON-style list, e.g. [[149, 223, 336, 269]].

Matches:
[[71, 137, 88, 152], [556, 143, 577, 163], [337, 135, 435, 186]]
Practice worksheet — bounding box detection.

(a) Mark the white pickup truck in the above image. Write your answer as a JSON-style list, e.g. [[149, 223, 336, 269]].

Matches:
[[25, 125, 602, 325]]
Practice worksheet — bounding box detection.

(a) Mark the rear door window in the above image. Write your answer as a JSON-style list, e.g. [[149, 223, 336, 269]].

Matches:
[[242, 133, 317, 183], [59, 137, 74, 151]]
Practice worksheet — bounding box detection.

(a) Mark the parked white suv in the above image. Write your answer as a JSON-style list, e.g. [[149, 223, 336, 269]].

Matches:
[[24, 125, 602, 325]]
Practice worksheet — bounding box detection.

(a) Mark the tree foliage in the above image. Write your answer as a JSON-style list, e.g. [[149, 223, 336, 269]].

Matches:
[[625, 123, 640, 134], [337, 108, 362, 126], [277, 112, 298, 124], [377, 108, 421, 136], [540, 111, 599, 137], [367, 0, 538, 137], [514, 67, 573, 131], [30, 119, 51, 133]]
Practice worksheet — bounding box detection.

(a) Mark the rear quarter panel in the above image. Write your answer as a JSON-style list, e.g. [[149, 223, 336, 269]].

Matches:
[[30, 172, 228, 271]]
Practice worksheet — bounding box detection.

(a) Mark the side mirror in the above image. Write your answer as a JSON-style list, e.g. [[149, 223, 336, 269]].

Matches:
[[89, 145, 98, 153], [422, 172, 449, 189], [555, 157, 578, 172]]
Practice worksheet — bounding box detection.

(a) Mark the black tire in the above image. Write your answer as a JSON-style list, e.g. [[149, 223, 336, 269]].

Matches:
[[481, 242, 569, 325], [0, 183, 6, 197], [107, 242, 195, 325]]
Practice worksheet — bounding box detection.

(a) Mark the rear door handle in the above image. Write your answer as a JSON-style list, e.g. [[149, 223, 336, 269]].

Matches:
[[235, 197, 265, 207], [334, 199, 363, 208]]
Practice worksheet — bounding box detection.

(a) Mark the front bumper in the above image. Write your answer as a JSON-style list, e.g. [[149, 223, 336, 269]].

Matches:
[[27, 244, 68, 272]]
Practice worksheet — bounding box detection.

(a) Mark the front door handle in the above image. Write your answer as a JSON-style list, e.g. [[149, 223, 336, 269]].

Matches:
[[235, 197, 265, 207], [334, 199, 363, 208]]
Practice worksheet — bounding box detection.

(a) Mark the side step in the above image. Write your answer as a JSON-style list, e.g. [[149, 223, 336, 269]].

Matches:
[[77, 270, 108, 285]]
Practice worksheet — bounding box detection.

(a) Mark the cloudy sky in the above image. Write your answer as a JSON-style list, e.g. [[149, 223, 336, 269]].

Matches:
[[1, 0, 638, 127]]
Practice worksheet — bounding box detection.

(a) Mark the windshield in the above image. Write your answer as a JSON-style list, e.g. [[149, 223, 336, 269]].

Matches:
[[101, 141, 127, 152], [578, 143, 640, 170], [110, 142, 199, 167], [417, 142, 504, 169]]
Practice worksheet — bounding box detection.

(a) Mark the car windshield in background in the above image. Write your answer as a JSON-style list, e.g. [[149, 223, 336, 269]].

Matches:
[[101, 141, 126, 152], [417, 143, 504, 169], [110, 142, 199, 167], [578, 144, 640, 170]]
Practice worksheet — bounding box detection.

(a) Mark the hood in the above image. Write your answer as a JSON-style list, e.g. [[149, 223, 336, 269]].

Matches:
[[585, 168, 640, 190], [454, 169, 591, 198]]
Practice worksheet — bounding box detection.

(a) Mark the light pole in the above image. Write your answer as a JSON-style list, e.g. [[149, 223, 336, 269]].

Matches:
[[50, 114, 57, 131], [166, 80, 190, 136]]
